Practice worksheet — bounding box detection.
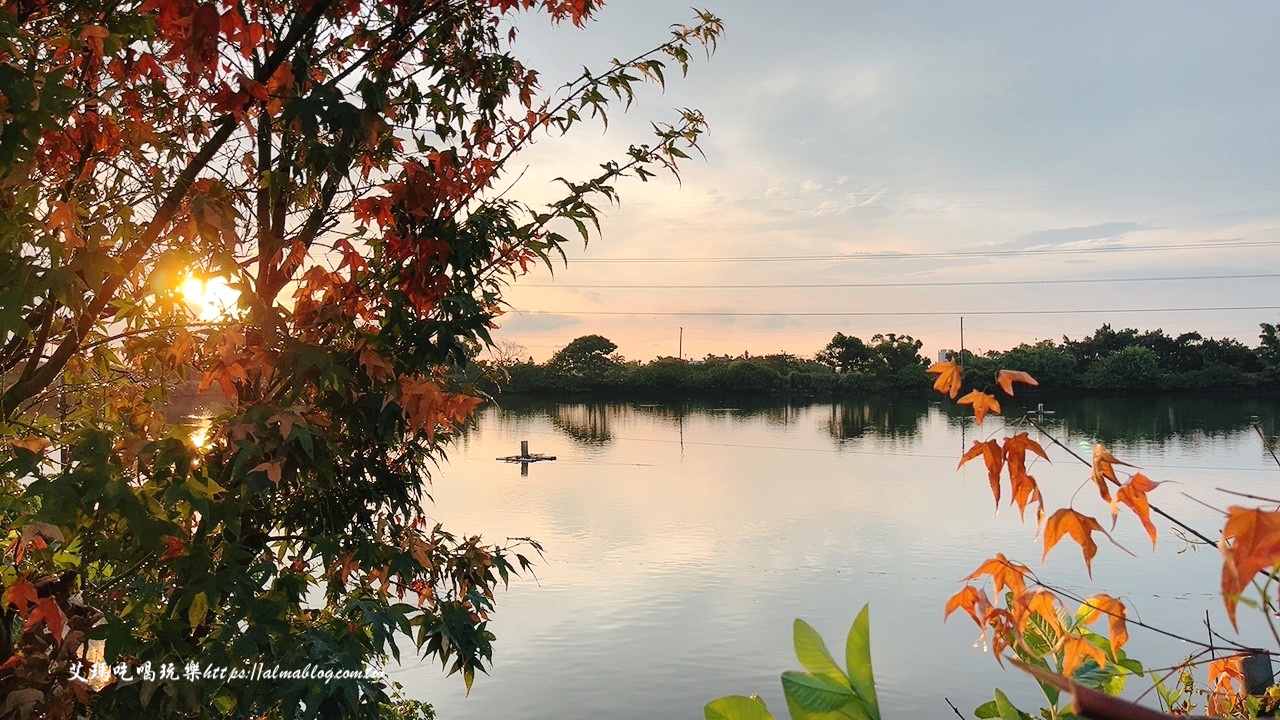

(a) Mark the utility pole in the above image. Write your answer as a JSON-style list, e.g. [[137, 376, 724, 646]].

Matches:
[[678, 327, 683, 360], [959, 316, 965, 367]]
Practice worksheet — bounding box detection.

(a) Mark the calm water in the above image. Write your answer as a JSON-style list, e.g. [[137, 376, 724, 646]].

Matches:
[[401, 396, 1280, 719]]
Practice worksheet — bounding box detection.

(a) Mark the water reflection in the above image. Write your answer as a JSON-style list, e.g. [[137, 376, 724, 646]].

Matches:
[[932, 394, 1280, 448], [826, 399, 929, 441]]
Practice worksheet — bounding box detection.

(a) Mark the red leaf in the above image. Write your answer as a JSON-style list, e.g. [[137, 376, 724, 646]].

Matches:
[[4, 578, 38, 617], [160, 536, 187, 562], [23, 597, 66, 640]]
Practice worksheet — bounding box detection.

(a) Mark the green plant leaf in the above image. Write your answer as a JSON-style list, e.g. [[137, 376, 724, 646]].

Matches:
[[974, 700, 999, 719], [781, 671, 858, 713], [188, 591, 208, 628], [845, 605, 880, 720], [704, 695, 775, 720], [993, 689, 1033, 720], [794, 619, 849, 684]]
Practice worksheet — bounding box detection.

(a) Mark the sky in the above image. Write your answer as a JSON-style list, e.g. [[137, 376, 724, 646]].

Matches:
[[487, 1, 1280, 363]]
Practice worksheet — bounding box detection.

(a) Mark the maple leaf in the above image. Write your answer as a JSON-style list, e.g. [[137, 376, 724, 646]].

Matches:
[[1078, 594, 1128, 654], [1043, 508, 1115, 576], [1089, 444, 1134, 504], [1115, 472, 1161, 547], [1059, 635, 1107, 677], [927, 360, 963, 399], [4, 578, 38, 617], [1207, 655, 1252, 716], [958, 390, 1001, 425], [959, 439, 1004, 507], [159, 536, 187, 562], [944, 585, 992, 625], [1010, 473, 1045, 525], [10, 436, 51, 455], [1004, 433, 1050, 523], [334, 551, 359, 584], [23, 597, 66, 640], [985, 608, 1017, 663], [1010, 589, 1066, 649], [963, 553, 1030, 598], [995, 369, 1039, 396], [251, 460, 284, 485], [1220, 506, 1280, 628], [359, 345, 394, 382], [1209, 655, 1247, 697]]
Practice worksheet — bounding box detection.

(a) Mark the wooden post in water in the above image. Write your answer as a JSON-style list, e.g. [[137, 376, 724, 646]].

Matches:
[[520, 440, 529, 458]]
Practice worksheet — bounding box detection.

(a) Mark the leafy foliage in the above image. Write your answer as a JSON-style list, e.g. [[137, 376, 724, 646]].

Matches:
[[0, 1, 723, 717], [704, 605, 880, 720]]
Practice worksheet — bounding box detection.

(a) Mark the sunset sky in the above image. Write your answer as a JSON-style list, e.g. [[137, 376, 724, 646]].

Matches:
[[490, 1, 1280, 363]]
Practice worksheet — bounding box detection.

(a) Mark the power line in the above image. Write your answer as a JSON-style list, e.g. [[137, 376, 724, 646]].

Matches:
[[568, 240, 1280, 263], [512, 305, 1280, 318], [522, 272, 1280, 290], [620, 172, 1280, 205]]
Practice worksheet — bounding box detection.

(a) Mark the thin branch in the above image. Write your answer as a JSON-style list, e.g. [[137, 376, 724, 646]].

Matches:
[[1254, 418, 1280, 470], [1216, 487, 1280, 505], [1026, 417, 1218, 546]]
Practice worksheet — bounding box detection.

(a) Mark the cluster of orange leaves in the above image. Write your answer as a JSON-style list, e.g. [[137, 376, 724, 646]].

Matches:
[[944, 554, 1129, 676], [928, 360, 1167, 677], [932, 356, 1280, 705]]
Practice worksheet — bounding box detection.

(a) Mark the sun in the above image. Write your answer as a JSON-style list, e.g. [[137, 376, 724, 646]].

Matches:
[[180, 276, 240, 320]]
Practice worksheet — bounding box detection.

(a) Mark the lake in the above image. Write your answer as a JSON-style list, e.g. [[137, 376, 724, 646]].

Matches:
[[400, 395, 1280, 719]]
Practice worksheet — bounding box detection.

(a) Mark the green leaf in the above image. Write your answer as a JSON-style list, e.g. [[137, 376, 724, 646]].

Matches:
[[993, 689, 1032, 720], [781, 671, 858, 713], [794, 619, 848, 684], [974, 700, 999, 719], [704, 695, 775, 720], [188, 591, 208, 627], [845, 605, 880, 720]]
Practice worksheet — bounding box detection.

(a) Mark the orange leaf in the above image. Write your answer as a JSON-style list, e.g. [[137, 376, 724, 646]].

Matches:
[[23, 597, 66, 640], [959, 439, 1004, 507], [1220, 506, 1280, 628], [927, 360, 963, 399], [10, 436, 51, 455], [963, 553, 1030, 599], [943, 585, 992, 626], [1011, 589, 1065, 641], [1089, 444, 1134, 504], [958, 390, 1001, 425], [1116, 473, 1161, 547], [1060, 635, 1107, 677], [4, 578, 38, 618], [1010, 473, 1045, 525], [1209, 655, 1246, 697], [1078, 594, 1128, 654], [995, 370, 1039, 396], [1043, 509, 1108, 576], [1005, 433, 1050, 523]]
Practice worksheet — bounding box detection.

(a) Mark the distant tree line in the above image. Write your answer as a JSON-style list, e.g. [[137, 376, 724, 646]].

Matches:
[[468, 332, 931, 396], [962, 323, 1280, 392], [461, 323, 1280, 397]]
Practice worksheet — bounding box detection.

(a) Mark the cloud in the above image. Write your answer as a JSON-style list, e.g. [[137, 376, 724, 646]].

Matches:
[[994, 221, 1155, 250], [499, 312, 581, 334]]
